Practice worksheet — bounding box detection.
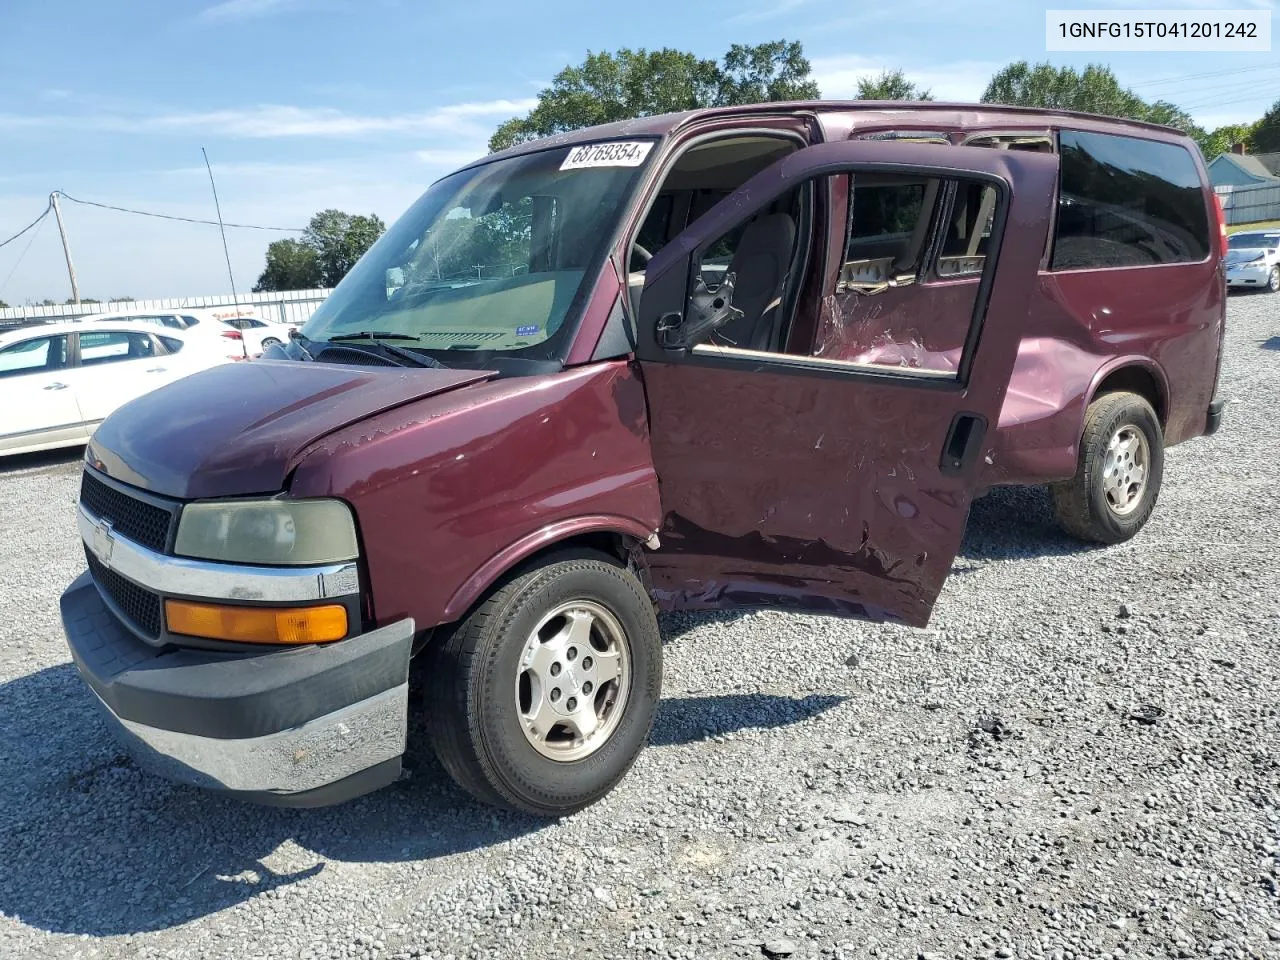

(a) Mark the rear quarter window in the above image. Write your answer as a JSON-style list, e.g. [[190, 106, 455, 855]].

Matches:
[[1051, 130, 1210, 270]]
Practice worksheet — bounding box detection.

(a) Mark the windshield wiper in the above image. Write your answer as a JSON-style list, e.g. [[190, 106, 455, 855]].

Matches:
[[324, 332, 449, 369]]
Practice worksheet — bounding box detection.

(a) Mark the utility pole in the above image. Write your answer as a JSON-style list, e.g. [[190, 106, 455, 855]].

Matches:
[[50, 191, 80, 305]]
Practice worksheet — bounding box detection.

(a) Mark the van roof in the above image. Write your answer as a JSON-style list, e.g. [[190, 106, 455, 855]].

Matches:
[[476, 100, 1197, 169]]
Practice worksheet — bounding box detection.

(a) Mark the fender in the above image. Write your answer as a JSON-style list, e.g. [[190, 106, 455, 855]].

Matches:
[[442, 514, 659, 622], [1081, 355, 1170, 430]]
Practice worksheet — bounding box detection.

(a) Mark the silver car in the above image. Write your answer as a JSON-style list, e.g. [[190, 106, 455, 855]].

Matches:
[[1225, 230, 1280, 292]]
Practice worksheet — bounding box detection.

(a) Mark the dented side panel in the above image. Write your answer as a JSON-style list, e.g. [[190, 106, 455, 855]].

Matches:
[[639, 362, 971, 626], [287, 362, 662, 630]]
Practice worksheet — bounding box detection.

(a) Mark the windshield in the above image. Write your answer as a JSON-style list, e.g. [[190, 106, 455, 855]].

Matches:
[[302, 141, 656, 370]]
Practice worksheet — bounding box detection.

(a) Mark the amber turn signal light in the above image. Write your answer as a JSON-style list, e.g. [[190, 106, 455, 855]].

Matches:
[[164, 600, 348, 645]]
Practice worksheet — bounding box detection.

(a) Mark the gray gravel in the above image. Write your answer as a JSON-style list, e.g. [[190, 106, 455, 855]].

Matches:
[[1, 293, 1278, 960]]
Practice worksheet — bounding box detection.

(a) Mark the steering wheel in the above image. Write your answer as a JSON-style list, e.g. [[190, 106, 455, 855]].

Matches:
[[630, 242, 653, 272]]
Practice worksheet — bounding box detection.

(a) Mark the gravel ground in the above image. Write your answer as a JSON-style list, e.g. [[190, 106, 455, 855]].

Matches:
[[1, 294, 1277, 960]]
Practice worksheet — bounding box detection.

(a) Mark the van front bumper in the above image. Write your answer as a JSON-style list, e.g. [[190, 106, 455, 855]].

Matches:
[[60, 572, 414, 807]]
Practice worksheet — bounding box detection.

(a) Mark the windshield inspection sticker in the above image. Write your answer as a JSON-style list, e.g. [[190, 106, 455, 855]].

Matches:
[[560, 141, 653, 170], [516, 325, 540, 337]]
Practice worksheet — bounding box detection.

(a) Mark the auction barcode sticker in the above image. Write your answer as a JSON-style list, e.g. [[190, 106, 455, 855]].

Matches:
[[560, 141, 654, 170], [1047, 9, 1271, 51]]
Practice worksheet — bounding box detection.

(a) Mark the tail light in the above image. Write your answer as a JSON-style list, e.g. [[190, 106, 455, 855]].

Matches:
[[1212, 194, 1228, 258], [220, 328, 248, 360]]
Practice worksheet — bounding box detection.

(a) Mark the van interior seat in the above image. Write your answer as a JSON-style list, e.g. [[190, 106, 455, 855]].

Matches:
[[712, 212, 796, 350]]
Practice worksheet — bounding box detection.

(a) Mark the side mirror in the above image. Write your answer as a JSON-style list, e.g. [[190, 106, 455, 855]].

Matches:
[[656, 272, 744, 351]]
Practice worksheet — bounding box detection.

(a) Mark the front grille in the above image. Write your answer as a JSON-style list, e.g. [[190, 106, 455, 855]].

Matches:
[[79, 470, 174, 553], [86, 551, 163, 640]]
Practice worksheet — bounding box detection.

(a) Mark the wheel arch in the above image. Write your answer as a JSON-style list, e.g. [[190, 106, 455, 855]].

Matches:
[[440, 516, 657, 623], [1085, 358, 1170, 430]]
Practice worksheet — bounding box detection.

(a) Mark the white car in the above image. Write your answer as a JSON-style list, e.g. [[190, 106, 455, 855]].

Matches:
[[1225, 230, 1280, 293], [0, 321, 229, 457], [74, 310, 298, 359], [214, 313, 300, 355]]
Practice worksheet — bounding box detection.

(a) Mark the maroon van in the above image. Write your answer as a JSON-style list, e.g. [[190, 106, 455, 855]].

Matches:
[[60, 102, 1226, 815]]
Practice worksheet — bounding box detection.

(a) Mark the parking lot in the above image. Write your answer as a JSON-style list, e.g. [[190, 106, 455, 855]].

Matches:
[[0, 294, 1277, 960]]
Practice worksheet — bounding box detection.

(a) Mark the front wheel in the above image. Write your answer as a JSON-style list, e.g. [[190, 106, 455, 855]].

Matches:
[[425, 556, 662, 816], [1051, 391, 1164, 544], [1268, 266, 1279, 293]]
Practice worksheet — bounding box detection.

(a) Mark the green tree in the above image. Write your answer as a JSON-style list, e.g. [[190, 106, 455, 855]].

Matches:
[[489, 40, 820, 152], [1253, 99, 1280, 153], [1200, 123, 1257, 159], [0, 300, 8, 309], [254, 238, 322, 292], [981, 61, 1204, 146], [109, 296, 136, 303], [715, 41, 821, 105], [254, 213, 386, 291], [855, 69, 933, 101], [304, 210, 386, 288]]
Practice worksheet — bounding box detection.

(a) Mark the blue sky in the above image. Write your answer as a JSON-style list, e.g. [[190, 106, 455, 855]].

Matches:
[[1, 0, 1276, 305]]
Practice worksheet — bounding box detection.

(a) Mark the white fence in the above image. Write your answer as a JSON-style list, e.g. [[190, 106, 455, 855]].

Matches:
[[0, 288, 333, 332], [1214, 182, 1280, 226]]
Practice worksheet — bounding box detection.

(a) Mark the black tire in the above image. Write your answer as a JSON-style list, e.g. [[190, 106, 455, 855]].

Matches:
[[425, 557, 662, 816], [1051, 391, 1164, 544], [261, 337, 282, 348], [1268, 266, 1280, 293]]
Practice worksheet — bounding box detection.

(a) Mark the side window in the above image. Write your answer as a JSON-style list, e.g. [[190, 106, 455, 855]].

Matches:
[[936, 182, 999, 277], [679, 185, 807, 354], [159, 336, 185, 354], [819, 173, 1003, 379], [160, 316, 185, 329], [0, 335, 68, 378], [1052, 130, 1210, 270], [78, 331, 156, 366], [840, 181, 933, 286]]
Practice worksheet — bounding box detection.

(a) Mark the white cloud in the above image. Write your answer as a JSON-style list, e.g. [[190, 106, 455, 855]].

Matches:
[[809, 55, 1002, 102], [729, 0, 810, 25], [198, 0, 320, 24], [0, 99, 537, 140]]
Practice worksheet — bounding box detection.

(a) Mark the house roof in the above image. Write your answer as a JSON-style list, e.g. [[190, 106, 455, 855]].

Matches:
[[1211, 152, 1280, 181], [1255, 152, 1280, 176]]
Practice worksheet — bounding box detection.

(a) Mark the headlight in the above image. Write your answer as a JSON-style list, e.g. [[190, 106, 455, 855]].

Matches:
[[175, 499, 359, 566]]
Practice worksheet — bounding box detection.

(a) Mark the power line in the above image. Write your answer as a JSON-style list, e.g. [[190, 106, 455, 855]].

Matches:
[[0, 208, 48, 298], [0, 203, 52, 250], [56, 192, 303, 232], [1132, 63, 1280, 89]]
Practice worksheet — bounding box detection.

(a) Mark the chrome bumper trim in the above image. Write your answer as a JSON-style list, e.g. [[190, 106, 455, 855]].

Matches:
[[94, 683, 408, 795], [77, 503, 359, 601]]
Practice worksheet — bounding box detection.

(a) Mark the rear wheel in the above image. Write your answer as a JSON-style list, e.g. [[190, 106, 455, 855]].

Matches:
[[425, 556, 662, 816], [1051, 391, 1164, 544], [261, 337, 282, 348]]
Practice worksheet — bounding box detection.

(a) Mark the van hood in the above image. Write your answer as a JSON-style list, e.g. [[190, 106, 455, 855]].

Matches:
[[87, 359, 494, 499]]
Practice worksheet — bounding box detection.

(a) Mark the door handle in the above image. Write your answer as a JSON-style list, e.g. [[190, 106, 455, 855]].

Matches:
[[43, 382, 68, 391], [939, 412, 987, 476], [146, 366, 167, 373]]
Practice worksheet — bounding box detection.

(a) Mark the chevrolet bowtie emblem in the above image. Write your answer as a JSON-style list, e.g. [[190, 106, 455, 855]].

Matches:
[[91, 517, 115, 568]]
